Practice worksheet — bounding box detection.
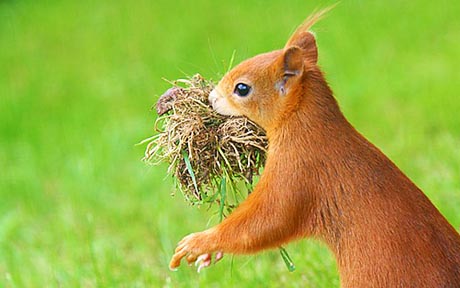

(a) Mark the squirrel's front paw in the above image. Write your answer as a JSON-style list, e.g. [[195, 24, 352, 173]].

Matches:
[[169, 230, 223, 272]]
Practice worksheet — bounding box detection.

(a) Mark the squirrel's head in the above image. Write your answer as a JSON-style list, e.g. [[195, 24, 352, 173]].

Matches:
[[209, 12, 325, 131]]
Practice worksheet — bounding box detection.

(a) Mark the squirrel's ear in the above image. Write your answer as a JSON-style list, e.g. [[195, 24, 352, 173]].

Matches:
[[285, 31, 318, 65], [277, 46, 304, 96], [283, 46, 304, 76]]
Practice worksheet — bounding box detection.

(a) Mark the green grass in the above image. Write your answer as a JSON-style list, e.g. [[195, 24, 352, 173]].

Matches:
[[1, 0, 459, 287]]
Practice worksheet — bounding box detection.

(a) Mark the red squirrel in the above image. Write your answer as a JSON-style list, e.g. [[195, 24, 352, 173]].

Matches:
[[168, 10, 460, 286]]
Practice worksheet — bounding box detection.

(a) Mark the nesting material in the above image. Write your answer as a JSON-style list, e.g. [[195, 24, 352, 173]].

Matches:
[[142, 74, 268, 211]]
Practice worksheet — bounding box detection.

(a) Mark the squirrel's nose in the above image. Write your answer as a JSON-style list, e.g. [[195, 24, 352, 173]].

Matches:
[[208, 89, 218, 107]]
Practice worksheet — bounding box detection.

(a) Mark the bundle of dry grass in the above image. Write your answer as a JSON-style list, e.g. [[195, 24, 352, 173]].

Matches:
[[142, 74, 268, 214]]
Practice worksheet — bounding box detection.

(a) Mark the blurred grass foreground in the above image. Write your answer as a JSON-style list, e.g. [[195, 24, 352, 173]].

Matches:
[[1, 1, 459, 287]]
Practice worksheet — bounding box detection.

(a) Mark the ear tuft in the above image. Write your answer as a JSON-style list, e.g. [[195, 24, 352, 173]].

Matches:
[[283, 46, 304, 76], [285, 6, 334, 48], [284, 6, 336, 64]]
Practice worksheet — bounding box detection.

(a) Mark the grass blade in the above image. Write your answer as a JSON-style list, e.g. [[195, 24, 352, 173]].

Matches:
[[279, 247, 296, 272], [181, 150, 199, 195], [219, 177, 227, 222], [226, 50, 236, 73]]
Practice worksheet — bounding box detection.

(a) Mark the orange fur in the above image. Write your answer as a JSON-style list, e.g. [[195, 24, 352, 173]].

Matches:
[[170, 10, 460, 286]]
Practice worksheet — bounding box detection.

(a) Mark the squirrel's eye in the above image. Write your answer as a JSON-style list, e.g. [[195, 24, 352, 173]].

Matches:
[[234, 83, 251, 97]]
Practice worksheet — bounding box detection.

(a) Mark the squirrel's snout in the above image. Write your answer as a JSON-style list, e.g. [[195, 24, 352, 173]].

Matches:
[[208, 89, 219, 108], [208, 88, 241, 116]]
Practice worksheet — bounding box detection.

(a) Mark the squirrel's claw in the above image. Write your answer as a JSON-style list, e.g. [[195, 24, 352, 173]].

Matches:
[[215, 251, 224, 262], [195, 252, 224, 273], [195, 254, 211, 273], [156, 87, 182, 115]]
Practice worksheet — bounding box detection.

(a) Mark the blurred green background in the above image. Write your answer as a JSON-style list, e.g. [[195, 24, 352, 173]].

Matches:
[[1, 0, 459, 287]]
